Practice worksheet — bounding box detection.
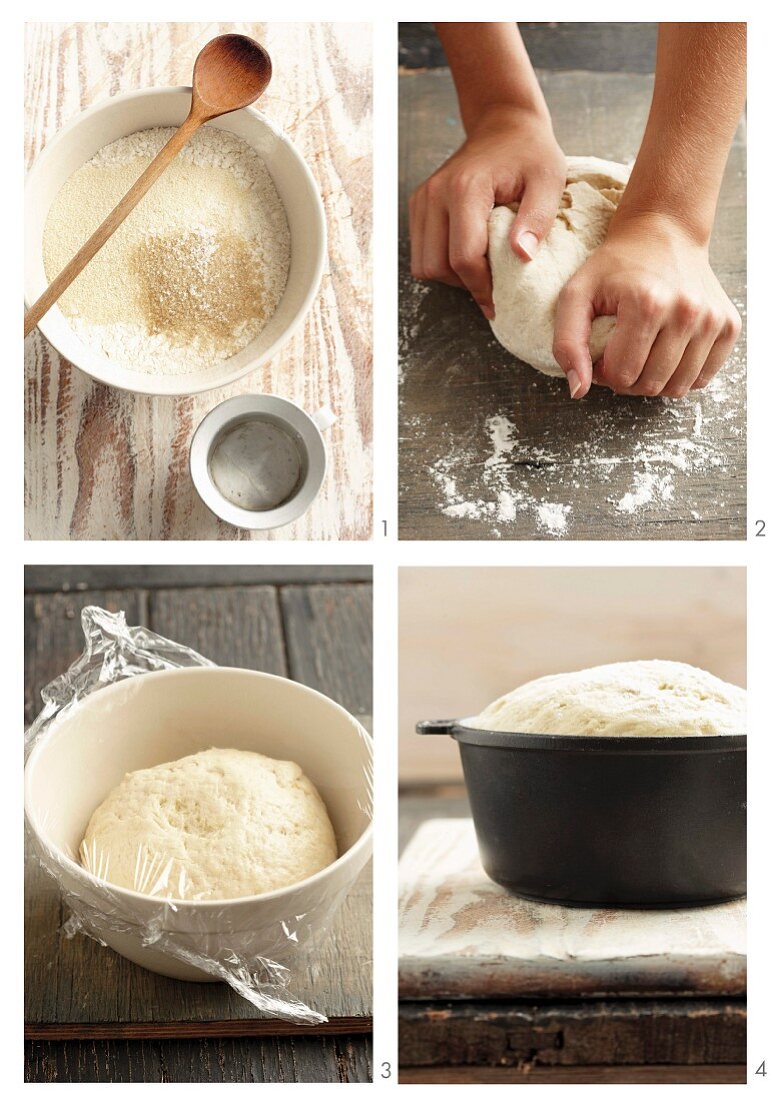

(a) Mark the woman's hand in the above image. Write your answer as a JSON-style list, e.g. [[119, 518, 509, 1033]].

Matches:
[[409, 105, 566, 320], [553, 212, 741, 399], [552, 24, 745, 400]]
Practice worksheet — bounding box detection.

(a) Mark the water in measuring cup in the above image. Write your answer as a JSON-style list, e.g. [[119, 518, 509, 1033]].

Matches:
[[209, 416, 304, 512]]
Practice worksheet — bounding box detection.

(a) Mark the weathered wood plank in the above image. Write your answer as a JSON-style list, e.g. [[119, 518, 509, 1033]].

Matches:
[[24, 849, 371, 1028], [400, 1064, 745, 1084], [399, 999, 746, 1068], [26, 1018, 371, 1040], [280, 584, 373, 717], [147, 585, 287, 673], [399, 67, 745, 540], [24, 589, 145, 725], [397, 798, 746, 1078], [25, 22, 372, 541], [25, 564, 372, 592], [26, 1034, 372, 1083], [399, 819, 746, 1000]]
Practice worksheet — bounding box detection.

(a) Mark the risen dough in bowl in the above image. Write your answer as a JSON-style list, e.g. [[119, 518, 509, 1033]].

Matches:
[[488, 155, 631, 376], [468, 660, 746, 737], [80, 747, 338, 900]]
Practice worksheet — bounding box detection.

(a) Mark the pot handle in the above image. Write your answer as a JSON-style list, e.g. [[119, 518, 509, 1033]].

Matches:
[[416, 719, 457, 736]]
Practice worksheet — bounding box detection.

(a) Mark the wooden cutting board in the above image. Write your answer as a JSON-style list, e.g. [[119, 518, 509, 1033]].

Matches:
[[399, 819, 746, 1000]]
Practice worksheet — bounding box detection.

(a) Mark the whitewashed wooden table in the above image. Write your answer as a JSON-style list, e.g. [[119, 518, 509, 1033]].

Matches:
[[25, 23, 372, 541], [399, 820, 746, 1000], [399, 817, 746, 1082]]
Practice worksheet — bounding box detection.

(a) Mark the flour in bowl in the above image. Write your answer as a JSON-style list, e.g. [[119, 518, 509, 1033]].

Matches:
[[42, 127, 291, 374]]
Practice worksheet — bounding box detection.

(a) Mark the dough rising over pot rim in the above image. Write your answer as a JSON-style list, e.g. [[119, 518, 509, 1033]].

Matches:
[[467, 659, 746, 738]]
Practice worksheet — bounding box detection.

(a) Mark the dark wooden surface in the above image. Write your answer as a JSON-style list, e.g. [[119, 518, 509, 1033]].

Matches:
[[24, 564, 372, 592], [25, 858, 372, 1032], [401, 1065, 746, 1085], [25, 567, 373, 1083], [399, 22, 659, 74], [26, 1035, 372, 1084], [400, 1000, 746, 1069], [399, 54, 746, 541], [398, 791, 746, 1083]]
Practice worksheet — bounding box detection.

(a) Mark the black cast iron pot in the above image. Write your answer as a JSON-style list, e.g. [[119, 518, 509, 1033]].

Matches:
[[417, 719, 746, 907]]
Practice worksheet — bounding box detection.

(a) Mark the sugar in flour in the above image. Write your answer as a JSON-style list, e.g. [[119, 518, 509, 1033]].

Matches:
[[42, 127, 291, 374]]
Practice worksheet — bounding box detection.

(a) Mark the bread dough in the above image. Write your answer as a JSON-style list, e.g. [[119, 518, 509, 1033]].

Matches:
[[488, 156, 631, 376], [467, 660, 746, 737], [80, 748, 338, 900]]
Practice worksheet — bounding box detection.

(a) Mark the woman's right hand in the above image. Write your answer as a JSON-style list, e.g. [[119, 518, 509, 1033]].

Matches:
[[409, 105, 566, 320]]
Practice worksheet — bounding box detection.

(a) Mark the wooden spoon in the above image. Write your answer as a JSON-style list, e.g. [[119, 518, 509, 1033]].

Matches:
[[24, 34, 272, 338]]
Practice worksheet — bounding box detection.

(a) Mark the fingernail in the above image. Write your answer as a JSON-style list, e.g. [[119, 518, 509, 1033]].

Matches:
[[518, 231, 540, 260], [566, 369, 582, 399], [482, 305, 494, 321]]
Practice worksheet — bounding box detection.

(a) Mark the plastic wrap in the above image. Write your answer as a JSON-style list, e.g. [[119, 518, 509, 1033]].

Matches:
[[25, 607, 373, 1025]]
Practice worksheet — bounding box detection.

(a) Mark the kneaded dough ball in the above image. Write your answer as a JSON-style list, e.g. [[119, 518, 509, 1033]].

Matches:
[[467, 660, 746, 737], [80, 748, 338, 900], [488, 156, 631, 377]]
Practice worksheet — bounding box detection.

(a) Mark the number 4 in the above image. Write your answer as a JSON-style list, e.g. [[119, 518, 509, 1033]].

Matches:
[[755, 1060, 766, 1076]]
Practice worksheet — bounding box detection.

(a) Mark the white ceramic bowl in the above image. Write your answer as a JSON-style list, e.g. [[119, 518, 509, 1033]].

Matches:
[[24, 667, 372, 981], [24, 88, 326, 396]]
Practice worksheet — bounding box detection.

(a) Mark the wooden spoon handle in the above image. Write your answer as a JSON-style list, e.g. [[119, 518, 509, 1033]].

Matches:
[[24, 111, 203, 339]]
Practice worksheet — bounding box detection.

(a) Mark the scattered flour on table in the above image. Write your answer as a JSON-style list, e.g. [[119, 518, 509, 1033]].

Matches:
[[405, 317, 744, 538], [429, 413, 573, 536], [42, 127, 291, 374]]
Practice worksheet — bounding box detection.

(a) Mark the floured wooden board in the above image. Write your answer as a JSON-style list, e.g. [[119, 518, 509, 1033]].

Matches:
[[399, 820, 746, 999], [25, 23, 372, 540], [399, 67, 746, 540]]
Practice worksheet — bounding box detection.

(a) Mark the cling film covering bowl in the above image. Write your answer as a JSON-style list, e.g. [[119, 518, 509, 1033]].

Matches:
[[25, 607, 373, 1023]]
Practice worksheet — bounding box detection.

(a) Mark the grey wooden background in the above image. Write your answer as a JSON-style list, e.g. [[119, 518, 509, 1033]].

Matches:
[[399, 22, 659, 72], [398, 24, 746, 541], [25, 566, 373, 1084]]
